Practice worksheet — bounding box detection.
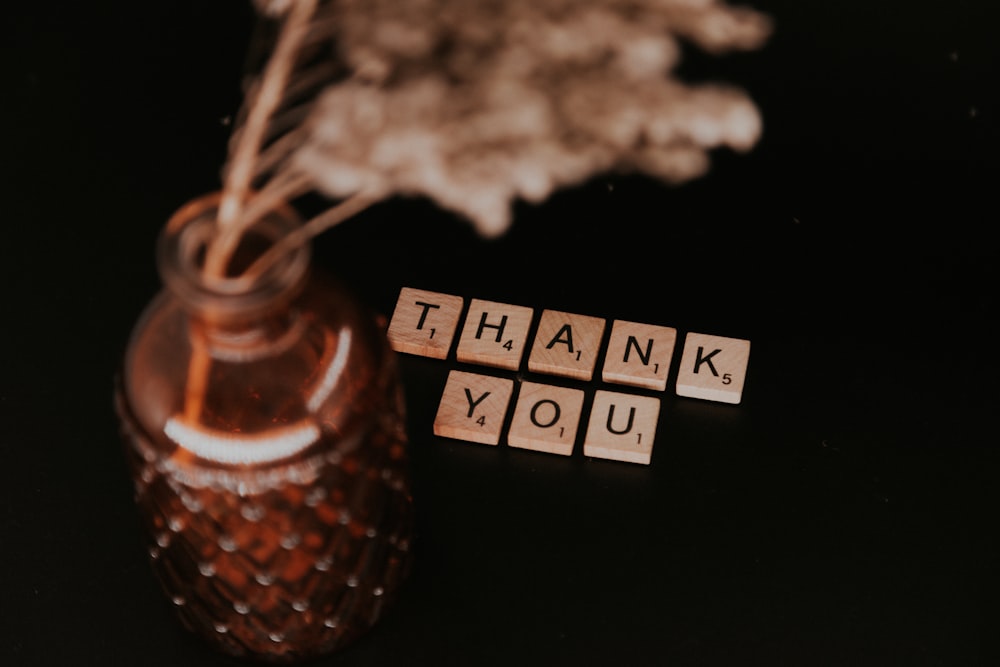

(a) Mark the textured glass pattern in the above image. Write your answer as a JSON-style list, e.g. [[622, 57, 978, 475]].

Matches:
[[115, 194, 414, 662]]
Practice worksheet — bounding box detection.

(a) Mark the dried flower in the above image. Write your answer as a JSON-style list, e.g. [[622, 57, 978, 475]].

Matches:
[[214, 0, 771, 275]]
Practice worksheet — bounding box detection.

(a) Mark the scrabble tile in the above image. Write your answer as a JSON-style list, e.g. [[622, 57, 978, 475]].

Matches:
[[507, 381, 585, 457], [456, 299, 534, 370], [583, 390, 660, 465], [527, 309, 606, 381], [675, 332, 751, 404], [601, 320, 677, 391], [433, 370, 514, 445], [387, 287, 465, 359]]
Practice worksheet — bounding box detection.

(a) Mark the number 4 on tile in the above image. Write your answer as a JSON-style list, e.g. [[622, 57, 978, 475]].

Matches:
[[433, 370, 514, 446]]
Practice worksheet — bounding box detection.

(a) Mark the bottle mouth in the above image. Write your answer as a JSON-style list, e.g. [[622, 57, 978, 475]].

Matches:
[[157, 192, 311, 321]]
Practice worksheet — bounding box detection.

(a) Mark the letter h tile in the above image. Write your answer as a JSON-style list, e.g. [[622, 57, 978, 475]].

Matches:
[[455, 299, 534, 370]]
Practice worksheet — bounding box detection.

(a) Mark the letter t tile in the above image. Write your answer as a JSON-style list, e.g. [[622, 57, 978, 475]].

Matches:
[[387, 287, 464, 359]]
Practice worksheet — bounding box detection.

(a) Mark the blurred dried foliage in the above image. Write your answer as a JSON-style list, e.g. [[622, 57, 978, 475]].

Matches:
[[215, 0, 771, 273]]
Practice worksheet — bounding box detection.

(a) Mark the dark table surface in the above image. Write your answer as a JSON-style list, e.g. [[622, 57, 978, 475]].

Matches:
[[3, 1, 998, 665]]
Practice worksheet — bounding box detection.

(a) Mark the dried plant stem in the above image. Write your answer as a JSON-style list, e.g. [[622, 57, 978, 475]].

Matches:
[[245, 168, 315, 224], [205, 0, 318, 279], [181, 168, 312, 424], [245, 190, 380, 285], [182, 321, 211, 424], [179, 190, 375, 427], [248, 129, 307, 183]]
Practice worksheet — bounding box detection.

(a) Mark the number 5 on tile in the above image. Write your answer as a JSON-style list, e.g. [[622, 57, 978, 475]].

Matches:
[[675, 332, 751, 405]]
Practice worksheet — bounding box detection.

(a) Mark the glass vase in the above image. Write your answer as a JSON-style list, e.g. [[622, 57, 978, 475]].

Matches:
[[114, 192, 414, 662]]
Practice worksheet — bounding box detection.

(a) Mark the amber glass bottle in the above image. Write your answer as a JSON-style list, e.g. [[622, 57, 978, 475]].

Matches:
[[115, 193, 414, 662]]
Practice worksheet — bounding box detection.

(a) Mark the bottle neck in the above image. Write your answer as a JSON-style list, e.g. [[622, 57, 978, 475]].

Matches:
[[157, 192, 310, 329]]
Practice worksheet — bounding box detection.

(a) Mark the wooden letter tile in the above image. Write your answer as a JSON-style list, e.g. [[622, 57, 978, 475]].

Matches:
[[507, 381, 585, 457], [601, 320, 677, 391], [455, 299, 534, 370], [675, 332, 751, 404], [433, 370, 514, 446], [583, 390, 660, 465], [527, 309, 606, 381], [387, 287, 464, 359]]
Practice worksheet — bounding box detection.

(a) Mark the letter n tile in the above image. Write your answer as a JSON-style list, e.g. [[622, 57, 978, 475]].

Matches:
[[601, 319, 677, 391]]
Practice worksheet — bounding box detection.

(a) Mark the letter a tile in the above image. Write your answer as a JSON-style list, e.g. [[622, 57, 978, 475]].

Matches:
[[387, 287, 464, 359], [527, 309, 606, 381], [675, 332, 751, 404], [434, 370, 514, 446], [583, 390, 660, 465], [601, 320, 677, 391], [455, 299, 534, 370], [507, 381, 585, 457]]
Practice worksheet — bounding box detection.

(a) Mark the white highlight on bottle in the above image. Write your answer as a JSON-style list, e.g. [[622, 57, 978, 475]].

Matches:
[[165, 417, 320, 464], [306, 327, 352, 412]]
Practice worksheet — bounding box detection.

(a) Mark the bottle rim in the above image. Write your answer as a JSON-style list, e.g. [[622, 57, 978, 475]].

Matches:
[[156, 192, 311, 320]]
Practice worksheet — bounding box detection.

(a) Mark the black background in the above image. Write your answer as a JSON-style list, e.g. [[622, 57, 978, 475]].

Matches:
[[3, 1, 998, 665]]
